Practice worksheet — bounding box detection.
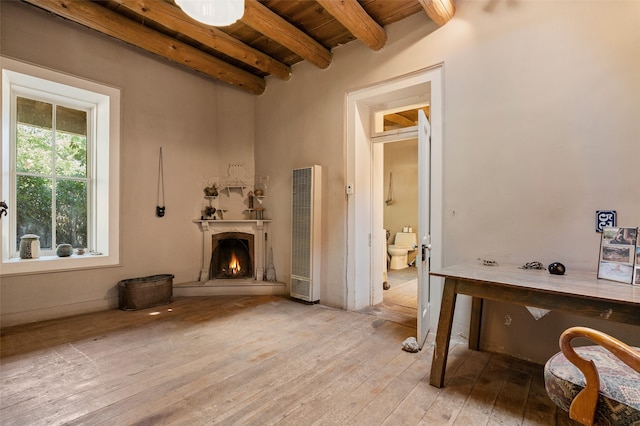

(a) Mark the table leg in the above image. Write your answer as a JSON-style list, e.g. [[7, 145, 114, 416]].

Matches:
[[429, 277, 457, 388], [469, 297, 483, 351]]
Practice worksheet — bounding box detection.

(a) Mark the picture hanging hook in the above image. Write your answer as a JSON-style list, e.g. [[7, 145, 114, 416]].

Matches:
[[156, 147, 166, 217]]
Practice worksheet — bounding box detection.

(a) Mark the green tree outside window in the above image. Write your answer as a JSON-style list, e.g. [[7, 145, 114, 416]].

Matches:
[[15, 97, 88, 251]]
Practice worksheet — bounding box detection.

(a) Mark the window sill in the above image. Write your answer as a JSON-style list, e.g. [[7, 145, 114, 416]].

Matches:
[[0, 253, 120, 276]]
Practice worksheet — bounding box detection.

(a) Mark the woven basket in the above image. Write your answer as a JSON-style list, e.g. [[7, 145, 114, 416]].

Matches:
[[118, 274, 174, 311]]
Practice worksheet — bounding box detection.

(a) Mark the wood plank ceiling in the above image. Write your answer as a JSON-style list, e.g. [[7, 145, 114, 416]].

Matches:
[[20, 0, 455, 95]]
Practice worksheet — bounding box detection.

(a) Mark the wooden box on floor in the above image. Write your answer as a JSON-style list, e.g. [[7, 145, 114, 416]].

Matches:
[[118, 274, 174, 310]]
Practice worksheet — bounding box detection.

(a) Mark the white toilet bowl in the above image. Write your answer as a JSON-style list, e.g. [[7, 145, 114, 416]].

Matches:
[[388, 232, 417, 270]]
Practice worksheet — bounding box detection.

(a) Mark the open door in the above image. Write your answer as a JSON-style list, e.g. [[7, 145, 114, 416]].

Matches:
[[417, 109, 431, 348]]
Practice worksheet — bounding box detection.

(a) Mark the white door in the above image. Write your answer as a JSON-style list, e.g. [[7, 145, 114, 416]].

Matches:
[[417, 109, 431, 348]]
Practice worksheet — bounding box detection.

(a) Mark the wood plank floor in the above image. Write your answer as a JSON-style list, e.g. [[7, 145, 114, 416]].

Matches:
[[0, 295, 577, 425], [359, 268, 418, 329]]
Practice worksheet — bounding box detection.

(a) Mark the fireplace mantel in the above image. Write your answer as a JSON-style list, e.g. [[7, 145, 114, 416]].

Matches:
[[193, 219, 272, 282], [194, 219, 272, 230]]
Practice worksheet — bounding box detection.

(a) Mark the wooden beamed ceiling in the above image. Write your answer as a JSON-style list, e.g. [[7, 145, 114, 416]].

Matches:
[[21, 0, 455, 95]]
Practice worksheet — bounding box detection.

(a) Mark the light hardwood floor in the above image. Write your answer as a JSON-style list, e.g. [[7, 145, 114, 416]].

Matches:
[[359, 268, 418, 329], [1, 295, 576, 425]]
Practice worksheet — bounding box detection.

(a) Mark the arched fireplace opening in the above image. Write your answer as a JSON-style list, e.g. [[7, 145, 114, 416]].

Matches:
[[209, 232, 255, 279]]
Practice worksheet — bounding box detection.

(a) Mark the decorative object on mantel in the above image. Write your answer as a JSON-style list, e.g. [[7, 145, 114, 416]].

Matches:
[[204, 206, 216, 219], [223, 163, 249, 195], [156, 147, 166, 218], [19, 234, 40, 259], [204, 183, 218, 197], [255, 175, 269, 197], [247, 191, 254, 209], [202, 183, 222, 219], [597, 226, 639, 284], [0, 200, 7, 219]]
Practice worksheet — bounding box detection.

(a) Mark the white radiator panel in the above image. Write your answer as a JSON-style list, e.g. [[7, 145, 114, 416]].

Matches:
[[290, 277, 312, 301], [291, 166, 322, 302]]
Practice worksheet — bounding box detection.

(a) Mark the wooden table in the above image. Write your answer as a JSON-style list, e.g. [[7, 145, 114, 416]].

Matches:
[[429, 263, 640, 388]]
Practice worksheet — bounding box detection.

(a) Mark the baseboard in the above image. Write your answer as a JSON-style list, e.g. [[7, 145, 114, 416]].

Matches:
[[1, 298, 116, 328], [173, 280, 287, 297]]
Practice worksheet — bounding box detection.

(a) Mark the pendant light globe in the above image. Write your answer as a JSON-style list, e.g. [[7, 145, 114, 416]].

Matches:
[[175, 0, 244, 27]]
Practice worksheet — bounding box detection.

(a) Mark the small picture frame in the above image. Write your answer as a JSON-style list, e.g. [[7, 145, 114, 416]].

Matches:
[[596, 210, 616, 232], [598, 227, 638, 284]]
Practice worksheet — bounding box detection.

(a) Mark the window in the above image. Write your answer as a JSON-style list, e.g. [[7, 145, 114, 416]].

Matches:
[[371, 103, 430, 138], [1, 57, 120, 275], [16, 96, 90, 252]]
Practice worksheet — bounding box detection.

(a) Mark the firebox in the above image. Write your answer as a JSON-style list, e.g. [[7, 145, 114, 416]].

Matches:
[[209, 232, 255, 279]]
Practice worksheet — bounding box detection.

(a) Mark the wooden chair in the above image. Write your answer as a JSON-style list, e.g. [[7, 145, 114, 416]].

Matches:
[[544, 327, 640, 425]]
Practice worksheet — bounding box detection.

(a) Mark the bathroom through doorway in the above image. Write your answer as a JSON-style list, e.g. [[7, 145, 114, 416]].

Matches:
[[383, 138, 418, 321]]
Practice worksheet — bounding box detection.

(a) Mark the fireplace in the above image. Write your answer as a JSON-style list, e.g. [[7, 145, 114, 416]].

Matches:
[[194, 219, 271, 283], [179, 219, 285, 296], [210, 232, 254, 279]]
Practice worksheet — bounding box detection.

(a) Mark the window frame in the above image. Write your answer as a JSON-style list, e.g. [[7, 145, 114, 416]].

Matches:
[[1, 57, 120, 276], [14, 92, 93, 254]]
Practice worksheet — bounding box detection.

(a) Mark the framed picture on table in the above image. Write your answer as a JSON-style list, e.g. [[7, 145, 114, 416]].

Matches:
[[598, 227, 638, 284]]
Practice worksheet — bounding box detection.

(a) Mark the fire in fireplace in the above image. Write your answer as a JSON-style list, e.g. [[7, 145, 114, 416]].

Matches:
[[209, 232, 255, 279]]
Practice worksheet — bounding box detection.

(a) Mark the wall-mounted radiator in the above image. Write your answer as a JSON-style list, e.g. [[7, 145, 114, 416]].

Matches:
[[290, 165, 322, 302]]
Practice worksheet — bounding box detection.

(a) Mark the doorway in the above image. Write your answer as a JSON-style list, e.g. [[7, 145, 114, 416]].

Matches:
[[346, 66, 444, 348], [382, 138, 419, 326]]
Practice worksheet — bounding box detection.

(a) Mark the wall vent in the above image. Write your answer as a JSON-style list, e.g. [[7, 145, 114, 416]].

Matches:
[[291, 165, 322, 302]]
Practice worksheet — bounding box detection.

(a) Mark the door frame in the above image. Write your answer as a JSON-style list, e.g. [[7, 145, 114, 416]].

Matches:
[[345, 65, 444, 334]]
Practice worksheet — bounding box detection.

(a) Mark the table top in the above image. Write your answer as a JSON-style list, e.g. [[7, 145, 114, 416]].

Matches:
[[430, 262, 640, 306]]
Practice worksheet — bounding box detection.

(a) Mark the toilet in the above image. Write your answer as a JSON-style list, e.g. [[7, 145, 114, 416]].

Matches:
[[388, 232, 417, 270]]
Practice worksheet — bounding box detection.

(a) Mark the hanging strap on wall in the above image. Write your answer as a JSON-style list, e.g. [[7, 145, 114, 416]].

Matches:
[[156, 147, 166, 217]]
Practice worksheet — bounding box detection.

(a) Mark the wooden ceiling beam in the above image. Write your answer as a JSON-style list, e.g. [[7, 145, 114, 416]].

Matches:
[[22, 0, 266, 94], [316, 0, 386, 51], [241, 0, 332, 69], [384, 113, 415, 128], [109, 0, 291, 80], [419, 0, 456, 26]]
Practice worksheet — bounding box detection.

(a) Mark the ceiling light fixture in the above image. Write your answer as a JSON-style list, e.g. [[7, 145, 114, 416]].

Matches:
[[175, 0, 244, 27]]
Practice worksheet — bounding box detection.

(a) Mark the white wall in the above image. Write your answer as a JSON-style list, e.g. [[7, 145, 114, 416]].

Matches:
[[0, 1, 255, 326], [256, 1, 640, 362], [384, 140, 419, 241]]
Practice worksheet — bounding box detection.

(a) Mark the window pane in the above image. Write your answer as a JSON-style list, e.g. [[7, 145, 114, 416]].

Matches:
[[55, 105, 87, 177], [17, 97, 52, 128], [56, 132, 87, 177], [16, 176, 53, 250], [382, 106, 430, 132], [56, 179, 87, 248], [56, 105, 87, 135], [16, 97, 53, 175], [16, 124, 53, 175]]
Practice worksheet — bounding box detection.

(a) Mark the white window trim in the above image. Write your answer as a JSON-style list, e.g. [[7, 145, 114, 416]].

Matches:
[[1, 57, 120, 276]]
